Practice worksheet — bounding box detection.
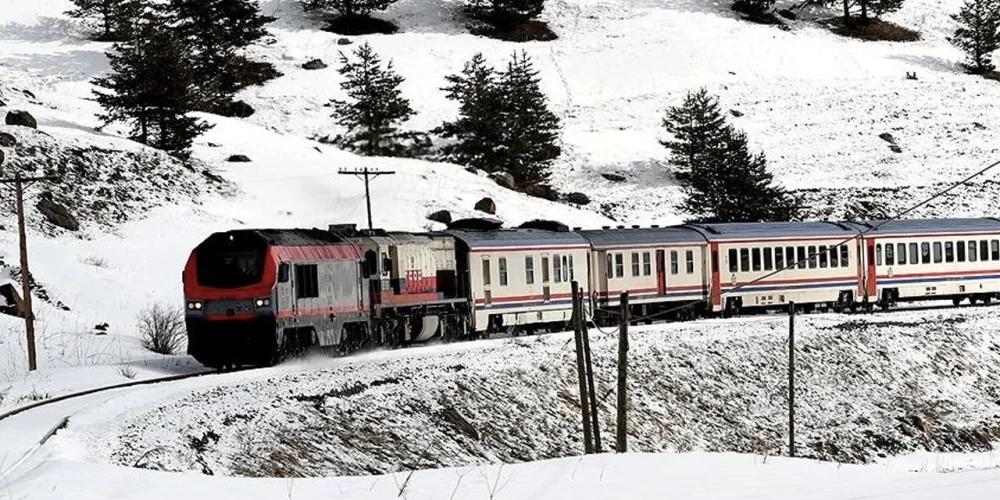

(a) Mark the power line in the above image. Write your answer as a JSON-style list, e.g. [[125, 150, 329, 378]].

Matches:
[[338, 167, 395, 231]]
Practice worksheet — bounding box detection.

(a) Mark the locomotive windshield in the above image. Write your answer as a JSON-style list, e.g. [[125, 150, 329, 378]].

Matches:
[[195, 232, 268, 288]]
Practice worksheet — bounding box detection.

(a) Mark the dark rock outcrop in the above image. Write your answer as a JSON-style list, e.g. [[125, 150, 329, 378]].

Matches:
[[5, 110, 37, 129]]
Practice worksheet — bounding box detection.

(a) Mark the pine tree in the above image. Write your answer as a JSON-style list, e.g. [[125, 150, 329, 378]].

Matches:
[[662, 89, 799, 223], [804, 0, 904, 23], [92, 24, 211, 156], [66, 0, 152, 41], [330, 43, 415, 156], [732, 0, 776, 16], [495, 51, 560, 187], [659, 88, 728, 183], [436, 53, 505, 172], [467, 0, 546, 25], [949, 0, 1000, 73], [302, 0, 397, 17]]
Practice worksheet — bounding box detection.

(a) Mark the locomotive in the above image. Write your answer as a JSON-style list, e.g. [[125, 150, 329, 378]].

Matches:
[[183, 217, 1000, 368]]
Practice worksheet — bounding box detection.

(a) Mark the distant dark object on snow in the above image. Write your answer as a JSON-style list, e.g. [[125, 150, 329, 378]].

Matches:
[[0, 132, 18, 147], [302, 58, 328, 70], [777, 9, 796, 20], [37, 195, 80, 231], [0, 283, 24, 318], [524, 183, 558, 201], [0, 98, 5, 107], [216, 100, 255, 118], [0, 149, 5, 167], [337, 38, 353, 45], [890, 145, 903, 153], [973, 122, 987, 130], [563, 191, 591, 205], [5, 110, 37, 129], [489, 171, 515, 189], [602, 172, 626, 183], [518, 219, 569, 232], [21, 89, 36, 99], [94, 322, 109, 335], [905, 71, 917, 80], [878, 132, 897, 144], [474, 197, 496, 215], [427, 209, 452, 225], [323, 16, 398, 36], [227, 154, 252, 162], [730, 109, 744, 117], [202, 170, 225, 183]]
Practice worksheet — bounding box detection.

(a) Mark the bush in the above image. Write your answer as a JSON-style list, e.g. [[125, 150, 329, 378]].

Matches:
[[830, 18, 920, 42], [138, 304, 186, 355]]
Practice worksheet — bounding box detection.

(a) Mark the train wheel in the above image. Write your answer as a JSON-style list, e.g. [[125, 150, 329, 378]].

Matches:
[[984, 296, 993, 305], [953, 297, 963, 306]]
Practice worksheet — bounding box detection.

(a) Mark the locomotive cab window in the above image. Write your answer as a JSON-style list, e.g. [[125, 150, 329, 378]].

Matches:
[[382, 253, 392, 276], [278, 262, 290, 283], [294, 264, 319, 299]]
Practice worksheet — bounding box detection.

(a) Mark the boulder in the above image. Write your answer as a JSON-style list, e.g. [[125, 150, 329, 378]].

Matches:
[[427, 209, 452, 225], [524, 184, 559, 201], [890, 144, 903, 154], [302, 58, 327, 70], [227, 154, 251, 162], [730, 109, 744, 117], [489, 171, 516, 189], [5, 110, 37, 129], [878, 132, 896, 144], [36, 196, 80, 231], [216, 100, 254, 118], [0, 132, 16, 147], [777, 9, 797, 20], [563, 192, 591, 205], [474, 197, 496, 215], [337, 38, 352, 45], [602, 172, 626, 182], [94, 322, 109, 335]]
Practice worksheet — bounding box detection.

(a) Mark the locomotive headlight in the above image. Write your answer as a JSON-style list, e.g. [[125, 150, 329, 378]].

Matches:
[[187, 301, 203, 310], [255, 298, 270, 308]]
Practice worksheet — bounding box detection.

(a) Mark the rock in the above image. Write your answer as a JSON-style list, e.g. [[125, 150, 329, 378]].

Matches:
[[602, 172, 627, 183], [878, 132, 896, 144], [973, 122, 986, 130], [36, 196, 80, 231], [302, 58, 327, 70], [0, 149, 4, 167], [563, 192, 591, 205], [777, 8, 797, 20], [215, 100, 254, 118], [337, 38, 352, 45], [0, 98, 5, 107], [202, 170, 224, 183], [890, 144, 903, 153], [474, 197, 496, 215], [207, 142, 222, 148], [730, 109, 744, 117], [5, 110, 37, 129], [524, 183, 558, 201], [21, 89, 36, 99], [427, 209, 452, 225], [227, 154, 251, 162], [94, 322, 109, 335], [0, 132, 17, 147], [489, 171, 516, 190]]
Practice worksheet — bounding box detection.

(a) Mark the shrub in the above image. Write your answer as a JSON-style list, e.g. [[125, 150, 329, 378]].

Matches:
[[138, 303, 186, 355]]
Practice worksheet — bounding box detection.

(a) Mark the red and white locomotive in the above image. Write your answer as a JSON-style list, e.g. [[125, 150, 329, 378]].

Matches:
[[182, 217, 1000, 368]]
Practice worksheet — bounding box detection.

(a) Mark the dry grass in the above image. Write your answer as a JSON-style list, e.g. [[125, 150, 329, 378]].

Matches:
[[828, 18, 920, 42]]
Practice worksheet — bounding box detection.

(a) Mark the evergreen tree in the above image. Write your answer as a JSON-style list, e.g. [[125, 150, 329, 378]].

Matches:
[[302, 0, 397, 17], [948, 0, 1000, 73], [662, 89, 799, 223], [659, 88, 728, 183], [92, 24, 210, 156], [66, 0, 152, 41], [436, 53, 505, 172], [732, 0, 776, 16], [804, 0, 904, 23], [330, 43, 415, 156], [495, 51, 560, 187], [466, 0, 546, 25]]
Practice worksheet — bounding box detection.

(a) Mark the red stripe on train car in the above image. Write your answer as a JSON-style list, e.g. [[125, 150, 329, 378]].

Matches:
[[474, 291, 575, 304], [276, 305, 365, 319]]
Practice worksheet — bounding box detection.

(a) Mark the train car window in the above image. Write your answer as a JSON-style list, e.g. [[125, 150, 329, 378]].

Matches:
[[969, 241, 978, 262], [819, 245, 829, 268], [671, 250, 680, 275], [775, 247, 785, 270], [945, 242, 954, 263], [631, 252, 640, 277], [569, 255, 575, 280], [740, 249, 750, 272], [897, 243, 906, 265], [729, 249, 738, 273], [643, 252, 652, 276], [686, 250, 695, 274], [808, 246, 818, 269], [993, 240, 999, 261], [294, 264, 319, 299], [841, 245, 849, 267], [562, 255, 570, 282], [884, 244, 893, 266], [382, 253, 391, 276], [829, 246, 839, 268], [554, 255, 563, 283], [752, 248, 762, 272], [606, 254, 612, 279], [615, 253, 625, 278], [933, 242, 943, 263], [796, 247, 806, 269], [875, 244, 882, 266], [787, 247, 796, 269], [921, 242, 931, 264], [981, 240, 989, 261], [910, 243, 919, 263], [543, 257, 551, 282], [957, 241, 966, 262], [525, 256, 535, 284], [278, 262, 290, 282], [482, 259, 491, 286], [762, 248, 772, 271], [499, 258, 508, 286]]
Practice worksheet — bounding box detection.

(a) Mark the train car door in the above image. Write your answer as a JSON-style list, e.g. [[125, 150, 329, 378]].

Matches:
[[865, 239, 877, 300], [656, 250, 666, 295]]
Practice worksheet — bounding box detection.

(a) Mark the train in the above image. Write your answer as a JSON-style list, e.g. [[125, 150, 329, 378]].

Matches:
[[181, 217, 1000, 368]]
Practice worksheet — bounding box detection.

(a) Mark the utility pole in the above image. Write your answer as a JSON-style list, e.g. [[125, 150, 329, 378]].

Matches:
[[617, 292, 629, 452], [580, 288, 601, 453], [0, 172, 60, 372], [570, 280, 593, 454], [337, 167, 395, 231], [788, 301, 796, 458]]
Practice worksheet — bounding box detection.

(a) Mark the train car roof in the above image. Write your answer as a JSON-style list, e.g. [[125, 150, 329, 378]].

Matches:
[[844, 217, 1000, 236], [684, 221, 859, 240], [577, 226, 707, 249], [445, 228, 590, 250], [247, 228, 348, 246]]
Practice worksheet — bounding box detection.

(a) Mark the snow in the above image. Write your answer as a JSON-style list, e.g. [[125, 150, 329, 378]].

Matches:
[[2, 0, 1000, 496]]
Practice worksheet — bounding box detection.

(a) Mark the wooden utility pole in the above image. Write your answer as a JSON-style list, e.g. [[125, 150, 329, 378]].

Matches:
[[0, 172, 60, 372], [570, 280, 593, 454], [337, 167, 395, 231], [617, 292, 629, 452], [788, 301, 796, 458], [580, 288, 601, 453]]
